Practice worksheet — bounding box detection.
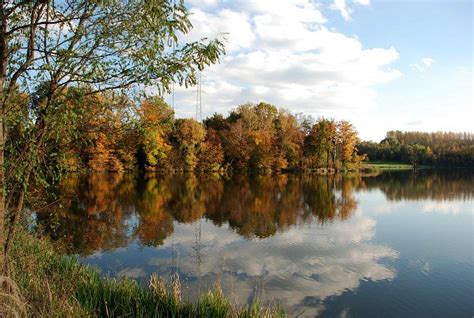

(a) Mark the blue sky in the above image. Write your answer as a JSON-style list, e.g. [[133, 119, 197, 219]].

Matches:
[[168, 0, 473, 141]]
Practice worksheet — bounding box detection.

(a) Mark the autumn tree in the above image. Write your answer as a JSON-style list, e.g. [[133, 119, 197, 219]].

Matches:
[[49, 88, 139, 172], [337, 120, 359, 169], [224, 118, 251, 169], [304, 118, 337, 170], [138, 96, 174, 170], [227, 103, 278, 171], [198, 129, 225, 171], [249, 103, 278, 170], [275, 110, 304, 170], [82, 92, 132, 171]]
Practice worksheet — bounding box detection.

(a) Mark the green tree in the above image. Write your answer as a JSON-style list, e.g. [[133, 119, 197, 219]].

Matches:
[[142, 128, 172, 168], [138, 97, 174, 169], [358, 130, 471, 167], [174, 119, 206, 171]]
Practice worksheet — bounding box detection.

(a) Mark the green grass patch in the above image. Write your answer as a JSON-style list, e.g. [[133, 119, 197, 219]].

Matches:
[[362, 161, 414, 170]]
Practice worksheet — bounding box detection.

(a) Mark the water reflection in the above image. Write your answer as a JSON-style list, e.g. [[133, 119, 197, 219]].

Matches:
[[363, 169, 474, 201], [38, 173, 364, 254], [159, 217, 399, 317], [34, 170, 474, 317]]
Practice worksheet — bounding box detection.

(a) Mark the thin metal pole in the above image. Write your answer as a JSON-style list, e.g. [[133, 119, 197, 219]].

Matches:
[[172, 54, 175, 110], [171, 0, 176, 110], [199, 71, 202, 122], [196, 74, 199, 121]]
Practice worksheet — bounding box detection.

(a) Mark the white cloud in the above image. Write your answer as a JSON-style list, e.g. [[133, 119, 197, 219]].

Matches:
[[331, 0, 352, 21], [183, 8, 255, 52], [421, 201, 474, 215], [188, 0, 217, 6], [117, 267, 147, 279], [354, 0, 371, 6], [359, 189, 474, 216], [410, 56, 435, 72], [331, 0, 370, 21], [244, 0, 326, 24], [421, 57, 435, 67], [168, 1, 400, 123]]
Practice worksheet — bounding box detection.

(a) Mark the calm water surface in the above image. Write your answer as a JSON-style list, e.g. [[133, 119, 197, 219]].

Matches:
[[36, 170, 474, 317]]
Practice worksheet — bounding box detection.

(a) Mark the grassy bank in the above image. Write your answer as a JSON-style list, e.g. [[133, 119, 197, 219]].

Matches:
[[7, 228, 285, 317], [362, 161, 415, 171]]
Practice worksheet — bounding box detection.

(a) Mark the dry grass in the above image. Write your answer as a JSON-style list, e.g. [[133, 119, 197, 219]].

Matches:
[[9, 227, 87, 317], [0, 275, 27, 317]]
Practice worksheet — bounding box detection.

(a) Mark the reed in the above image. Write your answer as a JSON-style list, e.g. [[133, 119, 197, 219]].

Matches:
[[76, 270, 284, 317]]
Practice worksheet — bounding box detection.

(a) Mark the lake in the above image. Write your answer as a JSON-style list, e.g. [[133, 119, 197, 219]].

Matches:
[[35, 170, 474, 317]]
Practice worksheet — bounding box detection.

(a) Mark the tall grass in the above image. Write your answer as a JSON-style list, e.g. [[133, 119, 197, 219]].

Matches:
[[0, 275, 27, 317], [9, 225, 87, 316], [76, 270, 285, 317], [9, 228, 285, 317]]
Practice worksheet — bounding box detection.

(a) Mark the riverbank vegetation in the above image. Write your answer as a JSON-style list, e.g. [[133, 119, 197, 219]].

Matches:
[[9, 227, 284, 317]]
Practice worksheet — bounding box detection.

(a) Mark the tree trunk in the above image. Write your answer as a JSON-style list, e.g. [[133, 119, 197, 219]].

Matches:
[[0, 1, 8, 274], [326, 149, 330, 171], [0, 114, 4, 274], [3, 188, 25, 266]]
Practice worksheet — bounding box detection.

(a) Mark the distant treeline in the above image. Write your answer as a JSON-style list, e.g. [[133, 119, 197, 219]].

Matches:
[[359, 131, 474, 167], [9, 88, 363, 173]]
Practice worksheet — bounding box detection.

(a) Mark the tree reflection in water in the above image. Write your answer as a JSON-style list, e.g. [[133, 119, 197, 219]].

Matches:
[[362, 169, 474, 201], [36, 173, 365, 254], [35, 170, 473, 255]]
